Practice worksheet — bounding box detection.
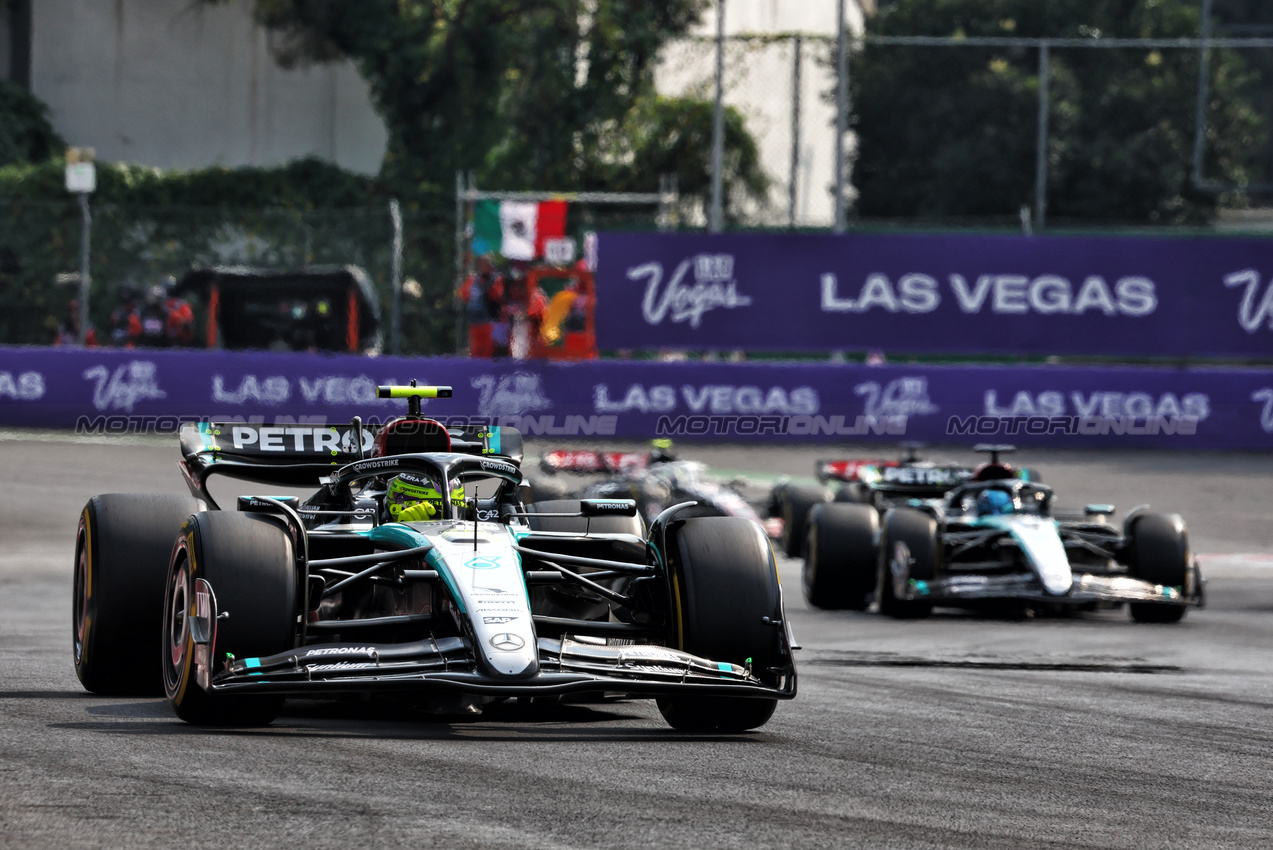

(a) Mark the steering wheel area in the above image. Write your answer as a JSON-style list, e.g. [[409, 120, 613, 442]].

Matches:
[[945, 479, 1054, 518]]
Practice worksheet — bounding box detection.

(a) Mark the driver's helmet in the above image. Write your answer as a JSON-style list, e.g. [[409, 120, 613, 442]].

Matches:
[[648, 438, 676, 465], [975, 488, 1017, 516], [386, 471, 465, 522]]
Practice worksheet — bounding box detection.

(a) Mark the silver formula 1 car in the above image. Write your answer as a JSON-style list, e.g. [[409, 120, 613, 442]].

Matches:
[[800, 446, 1203, 622], [769, 444, 1048, 560], [534, 443, 783, 539], [72, 385, 796, 731]]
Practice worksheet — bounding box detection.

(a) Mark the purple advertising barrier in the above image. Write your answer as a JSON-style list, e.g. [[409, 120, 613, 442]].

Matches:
[[3, 346, 1273, 449], [594, 232, 1273, 357]]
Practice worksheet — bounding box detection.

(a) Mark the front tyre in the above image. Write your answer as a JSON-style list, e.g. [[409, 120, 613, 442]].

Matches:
[[877, 509, 937, 620], [657, 517, 787, 732], [1126, 513, 1191, 624], [73, 494, 204, 695], [164, 512, 296, 725]]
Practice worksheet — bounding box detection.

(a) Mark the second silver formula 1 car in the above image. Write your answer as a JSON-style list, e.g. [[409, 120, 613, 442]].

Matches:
[[800, 446, 1203, 622]]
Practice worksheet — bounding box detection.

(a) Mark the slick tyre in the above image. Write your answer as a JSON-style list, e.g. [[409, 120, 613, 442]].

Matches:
[[523, 499, 645, 537], [163, 512, 296, 725], [803, 503, 878, 611], [878, 509, 937, 620], [73, 493, 204, 696], [780, 484, 829, 558], [1126, 512, 1191, 624], [521, 476, 570, 504], [833, 482, 873, 505], [657, 517, 785, 733]]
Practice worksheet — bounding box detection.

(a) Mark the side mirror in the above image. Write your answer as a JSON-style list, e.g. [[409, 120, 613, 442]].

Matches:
[[1084, 504, 1115, 517]]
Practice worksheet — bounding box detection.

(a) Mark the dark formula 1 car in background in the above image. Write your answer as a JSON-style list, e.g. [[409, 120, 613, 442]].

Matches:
[[72, 386, 796, 731], [798, 446, 1203, 622], [768, 444, 1004, 558], [533, 441, 784, 540]]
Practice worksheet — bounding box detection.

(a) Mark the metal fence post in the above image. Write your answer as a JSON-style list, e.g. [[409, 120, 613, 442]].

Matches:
[[834, 0, 848, 233], [709, 0, 726, 233], [389, 198, 402, 355], [789, 35, 803, 229], [77, 194, 91, 346], [1034, 41, 1050, 231], [1192, 0, 1214, 186], [455, 171, 466, 354]]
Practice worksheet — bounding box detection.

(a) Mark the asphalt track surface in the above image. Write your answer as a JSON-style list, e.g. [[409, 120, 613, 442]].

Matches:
[[2, 434, 1273, 848]]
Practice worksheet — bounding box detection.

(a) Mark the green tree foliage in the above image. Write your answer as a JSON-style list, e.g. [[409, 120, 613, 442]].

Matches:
[[853, 0, 1265, 224], [606, 96, 768, 216], [0, 79, 65, 168], [211, 0, 767, 212], [0, 156, 378, 207]]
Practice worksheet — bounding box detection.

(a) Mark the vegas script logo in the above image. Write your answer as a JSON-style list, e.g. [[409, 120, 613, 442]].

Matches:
[[629, 254, 752, 328]]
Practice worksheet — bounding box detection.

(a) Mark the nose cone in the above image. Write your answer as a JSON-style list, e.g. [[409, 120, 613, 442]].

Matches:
[[478, 631, 539, 678], [1010, 516, 1073, 596]]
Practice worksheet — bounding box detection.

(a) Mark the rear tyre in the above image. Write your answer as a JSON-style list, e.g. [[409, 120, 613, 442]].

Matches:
[[73, 494, 204, 696], [833, 483, 872, 504], [803, 503, 878, 610], [657, 517, 785, 732], [521, 476, 570, 504], [523, 499, 645, 537], [1126, 513, 1190, 624], [780, 484, 829, 558], [877, 509, 937, 620], [163, 512, 296, 725]]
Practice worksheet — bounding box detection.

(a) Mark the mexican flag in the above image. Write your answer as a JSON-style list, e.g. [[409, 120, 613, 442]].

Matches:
[[472, 199, 567, 260]]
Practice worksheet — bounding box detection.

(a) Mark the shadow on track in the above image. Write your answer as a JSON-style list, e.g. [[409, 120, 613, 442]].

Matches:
[[50, 695, 779, 743], [804, 650, 1182, 673]]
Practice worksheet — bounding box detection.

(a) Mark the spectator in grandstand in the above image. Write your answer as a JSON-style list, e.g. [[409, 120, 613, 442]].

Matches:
[[159, 277, 195, 346], [502, 260, 548, 359], [137, 286, 171, 347], [53, 300, 98, 347], [109, 288, 143, 348], [459, 254, 505, 357]]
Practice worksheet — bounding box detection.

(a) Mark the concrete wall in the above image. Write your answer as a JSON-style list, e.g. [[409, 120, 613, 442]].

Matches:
[[19, 0, 859, 218], [656, 0, 866, 227], [29, 0, 387, 174]]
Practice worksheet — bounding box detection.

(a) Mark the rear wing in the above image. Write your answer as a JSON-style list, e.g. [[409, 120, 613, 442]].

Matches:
[[873, 464, 975, 497], [540, 450, 648, 475], [815, 459, 897, 483], [178, 420, 524, 505], [180, 421, 366, 475]]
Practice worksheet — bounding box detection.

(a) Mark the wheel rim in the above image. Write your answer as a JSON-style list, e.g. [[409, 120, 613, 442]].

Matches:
[[73, 535, 88, 664], [163, 558, 192, 693], [890, 541, 911, 587]]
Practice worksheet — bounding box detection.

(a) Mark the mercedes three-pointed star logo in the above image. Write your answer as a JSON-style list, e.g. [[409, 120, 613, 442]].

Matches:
[[489, 633, 525, 651]]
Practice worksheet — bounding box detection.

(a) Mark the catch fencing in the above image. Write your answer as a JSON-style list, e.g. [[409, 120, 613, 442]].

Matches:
[[0, 199, 455, 354], [659, 25, 1273, 230]]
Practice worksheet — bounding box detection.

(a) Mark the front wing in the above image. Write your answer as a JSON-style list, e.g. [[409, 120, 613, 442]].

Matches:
[[209, 637, 796, 700], [902, 571, 1203, 606]]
